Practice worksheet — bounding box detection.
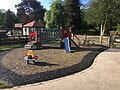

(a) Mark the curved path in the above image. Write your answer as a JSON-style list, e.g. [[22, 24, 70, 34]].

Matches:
[[4, 48, 120, 90]]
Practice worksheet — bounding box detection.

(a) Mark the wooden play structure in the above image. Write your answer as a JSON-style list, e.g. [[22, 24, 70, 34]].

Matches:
[[24, 28, 61, 49], [24, 26, 71, 49], [30, 28, 61, 48], [23, 20, 84, 50]]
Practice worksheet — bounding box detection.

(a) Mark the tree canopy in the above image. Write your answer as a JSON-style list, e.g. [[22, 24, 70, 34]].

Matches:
[[85, 0, 120, 44], [44, 0, 83, 31], [44, 0, 65, 29], [0, 9, 5, 28], [15, 0, 46, 24], [0, 9, 6, 29], [64, 0, 83, 34], [86, 0, 120, 31], [3, 9, 18, 30]]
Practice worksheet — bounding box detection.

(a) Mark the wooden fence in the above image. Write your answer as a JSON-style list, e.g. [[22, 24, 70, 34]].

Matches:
[[0, 35, 29, 45]]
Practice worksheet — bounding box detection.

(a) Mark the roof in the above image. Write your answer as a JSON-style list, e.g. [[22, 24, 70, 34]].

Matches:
[[15, 23, 23, 28], [23, 20, 45, 27]]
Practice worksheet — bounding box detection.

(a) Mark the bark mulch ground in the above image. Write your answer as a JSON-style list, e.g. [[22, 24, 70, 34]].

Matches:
[[0, 42, 108, 86]]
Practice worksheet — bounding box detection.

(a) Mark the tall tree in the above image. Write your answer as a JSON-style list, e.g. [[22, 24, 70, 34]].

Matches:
[[86, 0, 120, 45], [0, 9, 6, 29], [15, 0, 46, 24], [44, 10, 52, 28], [3, 9, 17, 31], [44, 0, 65, 29], [64, 0, 83, 34]]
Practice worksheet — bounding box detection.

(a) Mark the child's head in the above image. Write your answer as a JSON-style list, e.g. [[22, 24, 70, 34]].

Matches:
[[29, 50, 33, 52]]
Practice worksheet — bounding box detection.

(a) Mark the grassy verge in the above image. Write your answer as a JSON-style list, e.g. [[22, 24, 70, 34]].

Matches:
[[0, 44, 24, 52], [0, 82, 12, 89]]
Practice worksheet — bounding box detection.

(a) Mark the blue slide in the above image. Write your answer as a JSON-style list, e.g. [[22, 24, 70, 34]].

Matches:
[[64, 37, 71, 53]]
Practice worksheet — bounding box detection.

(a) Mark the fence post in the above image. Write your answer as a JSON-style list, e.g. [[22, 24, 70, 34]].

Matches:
[[18, 35, 20, 43], [39, 29, 41, 47]]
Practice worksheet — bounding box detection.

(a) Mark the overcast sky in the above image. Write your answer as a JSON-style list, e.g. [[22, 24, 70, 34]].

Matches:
[[0, 0, 89, 13]]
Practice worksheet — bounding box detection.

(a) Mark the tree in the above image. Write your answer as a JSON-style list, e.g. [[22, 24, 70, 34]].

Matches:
[[44, 0, 65, 29], [3, 9, 17, 31], [0, 9, 6, 29], [86, 0, 120, 45], [44, 10, 52, 28], [64, 0, 83, 34], [15, 0, 46, 24]]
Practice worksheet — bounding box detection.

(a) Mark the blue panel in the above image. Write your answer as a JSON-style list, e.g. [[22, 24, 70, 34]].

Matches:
[[24, 56, 37, 61], [64, 37, 71, 53]]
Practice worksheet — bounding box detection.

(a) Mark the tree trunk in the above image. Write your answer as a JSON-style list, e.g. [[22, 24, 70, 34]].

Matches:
[[100, 20, 106, 45], [100, 23, 103, 45]]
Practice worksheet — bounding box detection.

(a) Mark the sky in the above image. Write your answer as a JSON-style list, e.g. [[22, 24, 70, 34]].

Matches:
[[0, 0, 89, 13]]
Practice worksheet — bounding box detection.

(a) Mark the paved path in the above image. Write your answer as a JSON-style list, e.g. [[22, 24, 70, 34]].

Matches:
[[4, 48, 120, 90]]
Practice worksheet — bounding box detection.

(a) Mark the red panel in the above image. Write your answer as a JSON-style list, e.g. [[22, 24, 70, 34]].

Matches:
[[62, 29, 71, 39], [30, 31, 37, 42]]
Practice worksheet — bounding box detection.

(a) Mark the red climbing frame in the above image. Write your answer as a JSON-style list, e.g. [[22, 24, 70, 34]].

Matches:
[[61, 29, 71, 39], [30, 31, 38, 42]]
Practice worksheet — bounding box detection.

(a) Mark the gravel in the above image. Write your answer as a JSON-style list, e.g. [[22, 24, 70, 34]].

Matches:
[[0, 43, 108, 86]]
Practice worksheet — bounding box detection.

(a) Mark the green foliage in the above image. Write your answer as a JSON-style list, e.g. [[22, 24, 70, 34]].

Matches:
[[64, 0, 83, 34], [44, 0, 65, 29], [0, 44, 22, 52], [16, 0, 46, 24], [78, 29, 100, 35], [0, 82, 12, 89], [117, 24, 120, 32], [86, 0, 120, 34], [0, 9, 6, 28], [44, 10, 52, 28], [80, 7, 88, 30], [3, 9, 17, 30]]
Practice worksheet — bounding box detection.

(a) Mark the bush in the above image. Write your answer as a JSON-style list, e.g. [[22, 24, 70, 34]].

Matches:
[[0, 82, 12, 89], [0, 25, 4, 30], [78, 29, 100, 35], [117, 24, 120, 32]]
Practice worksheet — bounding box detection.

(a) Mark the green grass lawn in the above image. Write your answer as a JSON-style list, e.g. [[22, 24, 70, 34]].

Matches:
[[0, 44, 24, 52]]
